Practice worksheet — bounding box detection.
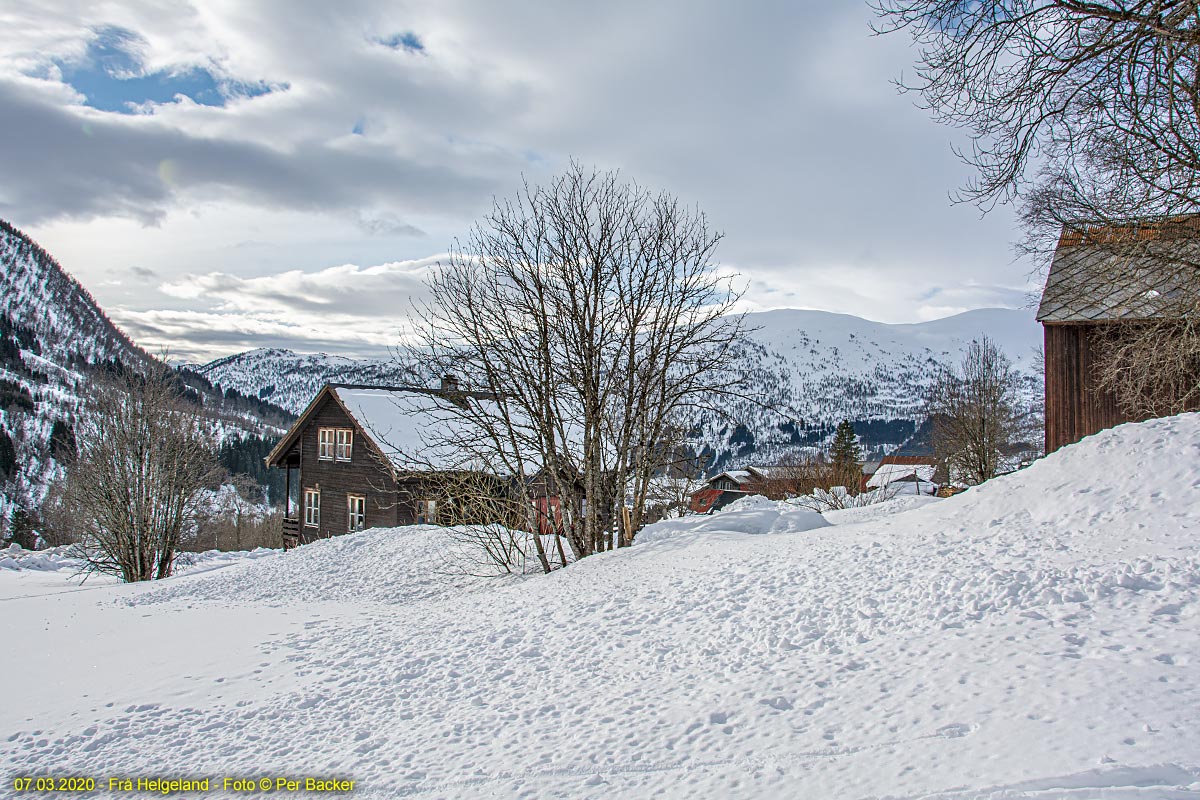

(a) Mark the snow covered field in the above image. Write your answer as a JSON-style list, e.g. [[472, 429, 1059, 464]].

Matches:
[[2, 415, 1199, 798]]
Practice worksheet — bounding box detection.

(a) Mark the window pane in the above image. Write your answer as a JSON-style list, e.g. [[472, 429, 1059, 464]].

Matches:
[[347, 494, 366, 532], [304, 490, 320, 526], [336, 429, 353, 460]]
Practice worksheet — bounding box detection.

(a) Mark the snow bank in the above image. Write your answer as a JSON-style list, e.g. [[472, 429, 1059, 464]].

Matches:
[[127, 525, 506, 607], [0, 542, 275, 575], [4, 415, 1200, 799], [821, 493, 941, 524], [636, 494, 830, 544], [0, 542, 77, 572]]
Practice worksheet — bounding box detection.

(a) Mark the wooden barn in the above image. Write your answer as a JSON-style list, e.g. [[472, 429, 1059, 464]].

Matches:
[[265, 378, 530, 548], [1037, 216, 1200, 453]]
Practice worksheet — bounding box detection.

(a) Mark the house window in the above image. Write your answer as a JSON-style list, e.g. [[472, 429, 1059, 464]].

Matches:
[[318, 428, 353, 461], [416, 499, 437, 525], [336, 429, 353, 461], [304, 489, 321, 527], [318, 428, 335, 460], [347, 494, 366, 532]]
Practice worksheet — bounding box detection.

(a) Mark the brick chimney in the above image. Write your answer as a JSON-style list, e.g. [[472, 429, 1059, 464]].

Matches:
[[440, 374, 460, 393]]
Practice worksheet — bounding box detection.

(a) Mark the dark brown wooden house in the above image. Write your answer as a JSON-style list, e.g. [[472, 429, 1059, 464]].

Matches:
[[1038, 217, 1200, 453], [265, 379, 510, 548]]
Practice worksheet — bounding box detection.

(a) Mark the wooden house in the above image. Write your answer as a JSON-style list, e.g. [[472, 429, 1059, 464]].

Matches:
[[688, 469, 761, 513], [1037, 216, 1200, 453], [265, 378, 520, 548]]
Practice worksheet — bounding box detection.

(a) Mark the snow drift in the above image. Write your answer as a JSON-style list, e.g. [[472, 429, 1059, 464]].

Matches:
[[128, 525, 505, 608], [2, 415, 1199, 799]]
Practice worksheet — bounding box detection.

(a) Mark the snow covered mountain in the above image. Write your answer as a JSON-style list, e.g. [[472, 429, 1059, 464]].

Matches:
[[194, 347, 422, 413], [700, 307, 1043, 467], [0, 220, 290, 520], [194, 307, 1043, 468]]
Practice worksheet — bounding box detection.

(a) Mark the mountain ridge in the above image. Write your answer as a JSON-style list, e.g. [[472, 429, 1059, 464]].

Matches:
[[192, 307, 1043, 469]]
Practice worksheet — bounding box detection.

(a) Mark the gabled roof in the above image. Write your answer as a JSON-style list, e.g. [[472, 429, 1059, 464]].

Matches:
[[1037, 216, 1200, 323], [264, 383, 500, 473], [867, 462, 936, 488], [704, 469, 756, 488], [866, 455, 938, 489]]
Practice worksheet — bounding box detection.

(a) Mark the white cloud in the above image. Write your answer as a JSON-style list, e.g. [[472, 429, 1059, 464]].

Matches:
[[160, 256, 440, 316], [122, 256, 443, 360], [1, 1, 1044, 360]]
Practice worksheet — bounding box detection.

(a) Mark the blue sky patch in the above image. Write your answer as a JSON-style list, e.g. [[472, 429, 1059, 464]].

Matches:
[[379, 31, 424, 53], [53, 25, 276, 114]]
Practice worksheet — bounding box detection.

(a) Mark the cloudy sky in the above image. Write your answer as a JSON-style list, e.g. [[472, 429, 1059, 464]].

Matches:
[[0, 1, 1039, 362]]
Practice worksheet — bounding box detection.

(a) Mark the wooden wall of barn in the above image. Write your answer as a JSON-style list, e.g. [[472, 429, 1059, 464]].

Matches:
[[1043, 323, 1142, 453], [300, 397, 402, 538]]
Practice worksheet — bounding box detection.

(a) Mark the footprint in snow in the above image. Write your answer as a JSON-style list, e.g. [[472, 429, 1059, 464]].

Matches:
[[935, 722, 975, 739], [759, 696, 794, 711]]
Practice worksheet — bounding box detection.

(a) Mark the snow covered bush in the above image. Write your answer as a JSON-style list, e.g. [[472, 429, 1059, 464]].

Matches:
[[787, 483, 899, 512]]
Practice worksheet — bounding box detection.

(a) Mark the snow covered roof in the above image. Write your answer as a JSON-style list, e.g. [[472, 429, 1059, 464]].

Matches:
[[867, 462, 936, 488], [265, 383, 508, 473], [334, 387, 469, 472], [706, 469, 755, 487]]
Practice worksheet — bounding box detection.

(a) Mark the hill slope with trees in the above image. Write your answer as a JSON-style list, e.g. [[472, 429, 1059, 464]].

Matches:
[[0, 220, 293, 533]]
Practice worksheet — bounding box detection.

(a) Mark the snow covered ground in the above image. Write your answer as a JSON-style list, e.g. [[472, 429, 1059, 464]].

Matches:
[[2, 415, 1199, 798]]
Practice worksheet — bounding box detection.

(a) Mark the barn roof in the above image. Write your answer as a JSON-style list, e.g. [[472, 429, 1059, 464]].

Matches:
[[1036, 216, 1200, 323]]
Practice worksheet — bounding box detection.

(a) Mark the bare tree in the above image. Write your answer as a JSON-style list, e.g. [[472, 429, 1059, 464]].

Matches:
[[874, 1, 1200, 407], [60, 362, 222, 581], [408, 163, 745, 562], [926, 337, 1036, 485], [424, 470, 573, 577], [1095, 313, 1200, 416], [37, 478, 79, 548]]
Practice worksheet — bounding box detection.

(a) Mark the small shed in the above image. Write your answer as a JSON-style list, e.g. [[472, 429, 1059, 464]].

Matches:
[[866, 455, 938, 495], [1037, 217, 1200, 453]]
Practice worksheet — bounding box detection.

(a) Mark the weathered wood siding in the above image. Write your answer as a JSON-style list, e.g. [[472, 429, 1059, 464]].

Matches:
[[299, 397, 400, 538], [1043, 323, 1141, 453]]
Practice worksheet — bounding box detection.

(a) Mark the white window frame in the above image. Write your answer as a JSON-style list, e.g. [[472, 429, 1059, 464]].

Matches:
[[304, 489, 320, 528], [347, 494, 366, 532], [416, 499, 437, 525], [317, 428, 335, 461], [336, 428, 353, 462]]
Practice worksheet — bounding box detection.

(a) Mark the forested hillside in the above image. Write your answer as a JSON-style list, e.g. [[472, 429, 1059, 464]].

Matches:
[[0, 220, 294, 528]]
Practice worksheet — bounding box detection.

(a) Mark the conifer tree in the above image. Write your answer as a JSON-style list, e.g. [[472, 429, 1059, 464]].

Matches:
[[0, 427, 14, 483], [830, 420, 863, 493]]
